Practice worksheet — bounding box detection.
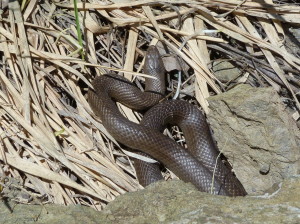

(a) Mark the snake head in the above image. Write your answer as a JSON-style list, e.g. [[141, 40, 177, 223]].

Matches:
[[145, 46, 165, 75]]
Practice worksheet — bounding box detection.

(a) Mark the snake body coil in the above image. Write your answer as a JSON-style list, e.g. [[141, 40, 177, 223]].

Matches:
[[88, 46, 246, 196]]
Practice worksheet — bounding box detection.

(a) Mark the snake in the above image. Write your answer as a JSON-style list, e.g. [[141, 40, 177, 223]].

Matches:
[[88, 46, 247, 196]]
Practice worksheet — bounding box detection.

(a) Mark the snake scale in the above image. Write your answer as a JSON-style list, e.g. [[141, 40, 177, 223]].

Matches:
[[88, 46, 246, 196]]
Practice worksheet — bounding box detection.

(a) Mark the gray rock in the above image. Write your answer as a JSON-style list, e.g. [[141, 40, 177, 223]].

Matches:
[[207, 84, 300, 194], [211, 60, 241, 82], [289, 26, 300, 42], [103, 178, 300, 224], [0, 202, 104, 224], [2, 178, 300, 224]]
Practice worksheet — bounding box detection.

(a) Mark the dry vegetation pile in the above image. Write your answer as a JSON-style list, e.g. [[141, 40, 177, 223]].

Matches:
[[0, 0, 299, 210]]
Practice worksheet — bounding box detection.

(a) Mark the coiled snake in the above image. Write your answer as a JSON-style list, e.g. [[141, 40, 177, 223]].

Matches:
[[88, 46, 246, 196]]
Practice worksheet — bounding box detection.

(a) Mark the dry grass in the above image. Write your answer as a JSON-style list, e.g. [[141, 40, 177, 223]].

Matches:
[[0, 0, 299, 210]]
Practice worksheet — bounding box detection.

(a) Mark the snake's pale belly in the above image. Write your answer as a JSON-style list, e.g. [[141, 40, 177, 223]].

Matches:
[[88, 46, 246, 196]]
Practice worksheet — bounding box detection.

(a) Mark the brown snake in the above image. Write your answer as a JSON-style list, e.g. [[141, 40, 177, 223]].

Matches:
[[88, 46, 247, 196]]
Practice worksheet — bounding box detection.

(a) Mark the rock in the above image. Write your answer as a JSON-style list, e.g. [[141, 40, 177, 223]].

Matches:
[[211, 60, 241, 82], [103, 178, 300, 224], [207, 84, 300, 194], [284, 24, 300, 57], [0, 0, 8, 10], [2, 178, 300, 224], [0, 202, 104, 224]]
